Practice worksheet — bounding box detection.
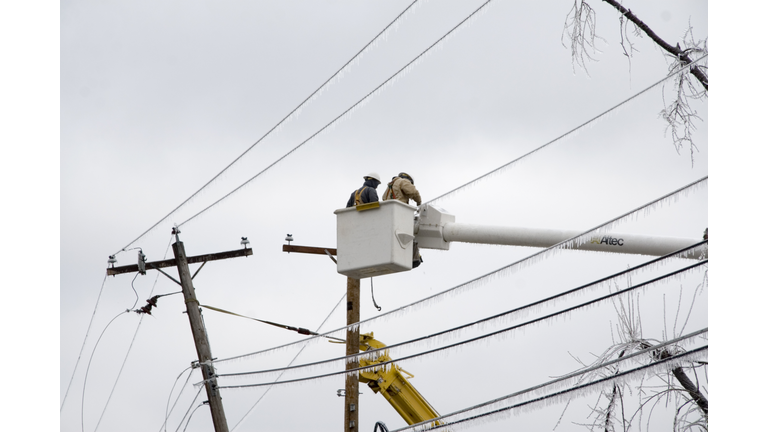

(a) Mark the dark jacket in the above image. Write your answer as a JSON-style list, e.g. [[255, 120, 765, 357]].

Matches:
[[346, 178, 380, 207]]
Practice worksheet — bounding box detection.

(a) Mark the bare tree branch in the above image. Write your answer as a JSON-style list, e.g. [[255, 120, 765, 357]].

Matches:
[[562, 1, 605, 74], [654, 349, 709, 416], [562, 1, 707, 160], [601, 0, 708, 90]]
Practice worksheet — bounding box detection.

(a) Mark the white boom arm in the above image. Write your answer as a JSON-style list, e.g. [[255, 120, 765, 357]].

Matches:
[[334, 202, 705, 279], [415, 204, 705, 259]]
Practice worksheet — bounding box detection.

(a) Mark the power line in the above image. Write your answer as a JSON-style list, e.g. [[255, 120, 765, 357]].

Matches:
[[178, 52, 705, 229], [160, 366, 195, 432], [176, 0, 496, 229], [391, 344, 708, 432], [173, 385, 206, 432], [215, 261, 706, 388], [217, 241, 706, 378], [229, 291, 347, 431], [199, 304, 345, 342], [182, 402, 206, 432], [61, 273, 108, 412], [212, 177, 707, 365], [113, 0, 423, 255], [92, 235, 175, 432], [427, 54, 708, 205], [81, 310, 129, 432]]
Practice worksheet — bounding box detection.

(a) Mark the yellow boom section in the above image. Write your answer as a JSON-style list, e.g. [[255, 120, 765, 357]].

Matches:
[[357, 332, 443, 427]]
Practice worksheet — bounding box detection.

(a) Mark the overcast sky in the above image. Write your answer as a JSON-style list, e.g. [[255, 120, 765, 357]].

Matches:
[[5, 0, 762, 430], [58, 1, 711, 431]]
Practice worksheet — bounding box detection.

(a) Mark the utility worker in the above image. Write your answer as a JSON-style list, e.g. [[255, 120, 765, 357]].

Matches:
[[383, 172, 423, 268], [346, 172, 382, 208], [382, 172, 422, 206]]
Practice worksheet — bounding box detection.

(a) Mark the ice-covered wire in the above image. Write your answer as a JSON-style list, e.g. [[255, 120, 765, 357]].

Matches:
[[427, 54, 708, 205], [113, 0, 423, 254], [199, 304, 345, 342], [92, 235, 175, 432], [217, 243, 705, 378], [213, 178, 706, 365], [173, 385, 205, 432], [61, 273, 108, 412], [177, 0, 495, 228], [181, 402, 205, 432], [130, 272, 140, 310], [159, 366, 194, 432], [391, 345, 709, 432], [229, 291, 347, 431], [81, 310, 129, 432], [215, 262, 706, 388]]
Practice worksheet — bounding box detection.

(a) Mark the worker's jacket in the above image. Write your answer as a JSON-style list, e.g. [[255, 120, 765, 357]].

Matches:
[[346, 179, 380, 208], [383, 177, 421, 206]]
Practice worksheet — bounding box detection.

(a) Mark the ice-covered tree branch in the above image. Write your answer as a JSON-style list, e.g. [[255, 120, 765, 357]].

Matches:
[[601, 0, 708, 90], [563, 1, 708, 162]]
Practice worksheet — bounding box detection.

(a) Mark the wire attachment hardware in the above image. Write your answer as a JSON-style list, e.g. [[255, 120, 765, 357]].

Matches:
[[138, 250, 147, 275]]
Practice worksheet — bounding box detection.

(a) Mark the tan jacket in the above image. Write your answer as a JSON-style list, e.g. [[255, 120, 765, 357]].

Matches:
[[383, 177, 422, 206]]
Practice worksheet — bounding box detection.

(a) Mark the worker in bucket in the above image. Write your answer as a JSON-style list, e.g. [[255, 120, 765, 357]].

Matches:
[[383, 172, 423, 268], [346, 172, 382, 208], [382, 172, 421, 206]]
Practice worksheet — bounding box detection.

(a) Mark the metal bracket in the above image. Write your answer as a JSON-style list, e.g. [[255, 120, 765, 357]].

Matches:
[[191, 261, 207, 280], [148, 263, 182, 286], [324, 249, 337, 264]]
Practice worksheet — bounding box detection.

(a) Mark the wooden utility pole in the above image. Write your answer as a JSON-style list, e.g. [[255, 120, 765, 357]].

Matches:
[[345, 276, 360, 432], [281, 244, 360, 432], [108, 235, 252, 432], [173, 240, 229, 432]]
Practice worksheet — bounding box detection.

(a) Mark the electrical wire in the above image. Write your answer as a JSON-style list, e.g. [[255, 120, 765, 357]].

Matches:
[[229, 291, 347, 431], [390, 345, 709, 432], [371, 277, 382, 311], [176, 0, 496, 228], [212, 178, 707, 365], [198, 304, 345, 342], [427, 54, 708, 205], [61, 272, 108, 412], [182, 403, 206, 432], [73, 7, 709, 429], [92, 235, 175, 432], [113, 0, 423, 255], [160, 366, 194, 432], [81, 310, 129, 432], [130, 272, 140, 310], [215, 261, 706, 388], [177, 52, 705, 229], [216, 242, 705, 378], [173, 385, 205, 432]]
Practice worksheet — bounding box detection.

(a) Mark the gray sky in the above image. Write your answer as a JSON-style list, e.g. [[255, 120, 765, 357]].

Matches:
[[19, 0, 752, 430]]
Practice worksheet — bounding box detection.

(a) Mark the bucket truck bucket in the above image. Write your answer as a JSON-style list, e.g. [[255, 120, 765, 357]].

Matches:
[[334, 200, 417, 278]]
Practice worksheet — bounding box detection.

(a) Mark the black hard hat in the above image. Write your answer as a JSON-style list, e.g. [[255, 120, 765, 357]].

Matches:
[[398, 172, 414, 184]]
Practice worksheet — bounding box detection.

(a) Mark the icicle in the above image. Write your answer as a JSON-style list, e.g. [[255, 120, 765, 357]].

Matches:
[[214, 230, 705, 369], [390, 347, 707, 432]]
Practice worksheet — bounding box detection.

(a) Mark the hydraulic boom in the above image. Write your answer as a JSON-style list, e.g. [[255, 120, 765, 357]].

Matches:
[[357, 332, 443, 427]]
